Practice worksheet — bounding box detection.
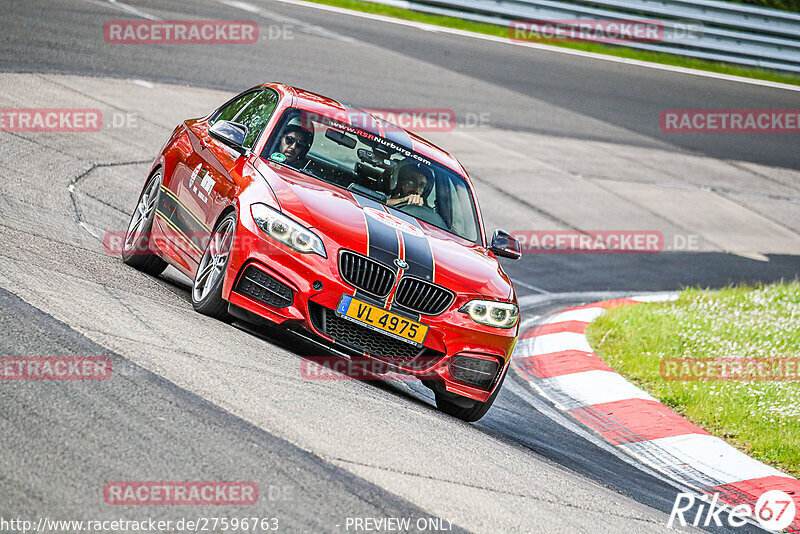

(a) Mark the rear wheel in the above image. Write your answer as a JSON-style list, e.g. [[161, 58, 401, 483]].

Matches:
[[434, 367, 507, 423], [122, 170, 168, 276], [191, 211, 236, 320]]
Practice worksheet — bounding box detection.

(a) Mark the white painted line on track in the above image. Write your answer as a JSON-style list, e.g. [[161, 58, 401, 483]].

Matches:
[[542, 369, 658, 406], [624, 434, 793, 485], [527, 331, 593, 355], [518, 291, 679, 309], [269, 0, 800, 92], [731, 251, 771, 262], [79, 0, 160, 20], [219, 0, 358, 43], [221, 0, 263, 12], [547, 306, 606, 324], [630, 294, 680, 303], [107, 0, 159, 20], [502, 374, 700, 492], [512, 278, 552, 295], [516, 295, 799, 517]]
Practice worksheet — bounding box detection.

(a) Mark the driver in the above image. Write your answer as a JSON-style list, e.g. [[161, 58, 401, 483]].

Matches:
[[277, 122, 313, 168], [387, 162, 433, 207]]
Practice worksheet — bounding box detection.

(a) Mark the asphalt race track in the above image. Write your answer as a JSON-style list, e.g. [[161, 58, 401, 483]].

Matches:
[[1, 0, 799, 532]]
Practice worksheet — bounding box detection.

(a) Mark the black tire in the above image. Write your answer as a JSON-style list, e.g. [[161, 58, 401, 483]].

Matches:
[[191, 211, 236, 321], [122, 169, 168, 276], [434, 367, 507, 423]]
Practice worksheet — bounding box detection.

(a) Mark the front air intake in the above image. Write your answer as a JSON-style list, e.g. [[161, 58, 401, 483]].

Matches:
[[449, 355, 500, 390], [235, 265, 293, 308]]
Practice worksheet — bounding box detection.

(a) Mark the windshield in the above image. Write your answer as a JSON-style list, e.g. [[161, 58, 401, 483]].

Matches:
[[261, 108, 482, 244]]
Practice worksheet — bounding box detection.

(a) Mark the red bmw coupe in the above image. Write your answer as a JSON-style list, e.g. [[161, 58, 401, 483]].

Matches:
[[122, 83, 522, 421]]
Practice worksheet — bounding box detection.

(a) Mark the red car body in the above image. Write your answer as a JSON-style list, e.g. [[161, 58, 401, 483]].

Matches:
[[127, 83, 520, 421]]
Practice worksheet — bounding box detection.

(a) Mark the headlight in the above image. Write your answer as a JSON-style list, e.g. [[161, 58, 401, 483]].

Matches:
[[251, 203, 326, 257], [460, 300, 519, 329]]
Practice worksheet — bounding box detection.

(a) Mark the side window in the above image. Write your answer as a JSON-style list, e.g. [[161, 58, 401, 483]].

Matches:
[[211, 91, 259, 125], [235, 90, 279, 148]]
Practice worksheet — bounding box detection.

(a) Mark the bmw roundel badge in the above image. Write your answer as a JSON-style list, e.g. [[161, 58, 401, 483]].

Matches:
[[394, 258, 408, 270]]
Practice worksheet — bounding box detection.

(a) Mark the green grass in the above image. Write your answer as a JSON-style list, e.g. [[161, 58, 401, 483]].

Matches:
[[731, 0, 800, 11], [301, 0, 800, 86], [586, 283, 800, 478]]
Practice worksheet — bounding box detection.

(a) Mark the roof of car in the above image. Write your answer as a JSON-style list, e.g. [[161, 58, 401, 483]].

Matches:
[[262, 83, 467, 176]]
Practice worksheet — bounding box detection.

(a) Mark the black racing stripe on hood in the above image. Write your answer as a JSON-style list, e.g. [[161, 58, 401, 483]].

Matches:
[[353, 194, 400, 266], [386, 209, 434, 283], [351, 193, 400, 305]]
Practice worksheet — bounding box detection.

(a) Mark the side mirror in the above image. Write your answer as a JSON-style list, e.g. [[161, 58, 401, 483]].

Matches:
[[490, 229, 522, 260], [208, 120, 248, 154]]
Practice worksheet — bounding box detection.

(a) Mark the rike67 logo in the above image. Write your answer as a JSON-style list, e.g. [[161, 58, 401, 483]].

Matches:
[[668, 490, 796, 530]]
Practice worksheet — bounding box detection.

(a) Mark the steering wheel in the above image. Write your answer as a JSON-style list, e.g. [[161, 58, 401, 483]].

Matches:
[[394, 202, 448, 228], [398, 203, 431, 217], [390, 196, 424, 209]]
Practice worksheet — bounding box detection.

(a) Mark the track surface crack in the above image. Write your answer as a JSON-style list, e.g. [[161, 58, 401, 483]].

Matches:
[[328, 457, 663, 524]]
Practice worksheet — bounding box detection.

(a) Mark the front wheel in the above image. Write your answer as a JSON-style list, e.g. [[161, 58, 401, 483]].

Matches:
[[191, 211, 236, 320], [122, 169, 168, 276], [434, 367, 507, 423]]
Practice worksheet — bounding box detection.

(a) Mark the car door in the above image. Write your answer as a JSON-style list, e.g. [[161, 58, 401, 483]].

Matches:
[[157, 90, 260, 266], [176, 88, 279, 265]]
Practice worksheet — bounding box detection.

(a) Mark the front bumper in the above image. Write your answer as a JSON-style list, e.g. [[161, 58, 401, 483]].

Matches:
[[221, 212, 517, 403]]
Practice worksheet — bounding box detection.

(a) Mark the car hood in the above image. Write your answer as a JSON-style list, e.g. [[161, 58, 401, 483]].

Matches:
[[257, 161, 513, 300]]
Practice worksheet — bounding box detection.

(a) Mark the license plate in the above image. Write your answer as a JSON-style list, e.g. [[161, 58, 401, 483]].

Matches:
[[336, 295, 428, 346]]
